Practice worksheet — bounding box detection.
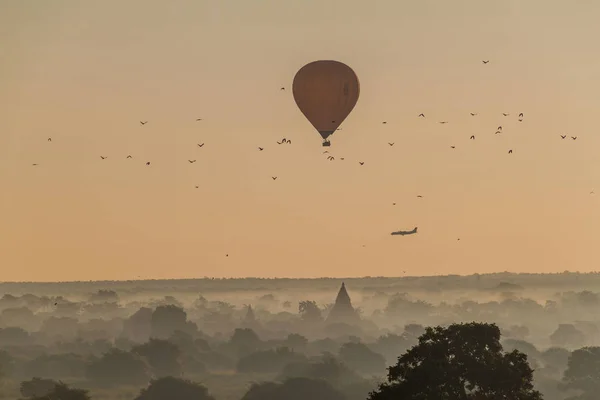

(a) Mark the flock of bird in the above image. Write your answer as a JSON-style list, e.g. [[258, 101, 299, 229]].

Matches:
[[28, 59, 590, 249]]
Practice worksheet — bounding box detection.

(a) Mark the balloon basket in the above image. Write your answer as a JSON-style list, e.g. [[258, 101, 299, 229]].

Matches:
[[322, 141, 331, 147]]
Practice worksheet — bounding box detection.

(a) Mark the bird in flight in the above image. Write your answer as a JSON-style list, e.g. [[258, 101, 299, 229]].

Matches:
[[439, 121, 448, 124], [560, 135, 566, 139], [497, 126, 503, 131], [388, 142, 395, 146], [323, 151, 329, 154], [382, 121, 387, 124], [518, 113, 524, 118], [100, 156, 107, 160], [188, 160, 197, 163], [140, 121, 148, 125], [450, 146, 456, 149], [340, 157, 345, 161], [591, 190, 595, 195], [393, 203, 396, 205], [258, 147, 264, 151], [470, 113, 477, 116], [495, 130, 502, 135], [146, 162, 150, 166], [327, 156, 335, 161], [47, 138, 52, 142], [482, 60, 489, 64], [359, 162, 364, 166], [272, 176, 277, 180], [508, 149, 513, 154], [280, 87, 285, 91], [32, 163, 38, 166], [502, 113, 510, 117], [418, 113, 425, 118], [197, 143, 205, 147], [196, 118, 203, 121], [572, 136, 578, 140], [417, 195, 423, 198], [127, 155, 133, 159], [470, 135, 475, 140], [195, 185, 199, 189]]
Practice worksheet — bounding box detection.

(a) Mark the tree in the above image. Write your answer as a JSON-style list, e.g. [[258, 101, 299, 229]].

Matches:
[[86, 348, 150, 386], [88, 289, 119, 303], [150, 305, 189, 339], [227, 328, 262, 358], [279, 354, 361, 387], [338, 342, 386, 375], [26, 382, 90, 400], [550, 324, 585, 348], [20, 378, 58, 398], [237, 347, 307, 373], [561, 346, 600, 400], [242, 377, 345, 400], [369, 322, 543, 400], [132, 338, 182, 377], [134, 376, 215, 400], [298, 301, 323, 322]]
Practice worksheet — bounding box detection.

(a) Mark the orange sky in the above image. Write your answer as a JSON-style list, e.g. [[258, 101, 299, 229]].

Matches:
[[2, 1, 600, 282]]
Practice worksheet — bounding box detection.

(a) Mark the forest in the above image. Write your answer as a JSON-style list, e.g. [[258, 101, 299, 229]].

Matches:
[[1, 272, 600, 399]]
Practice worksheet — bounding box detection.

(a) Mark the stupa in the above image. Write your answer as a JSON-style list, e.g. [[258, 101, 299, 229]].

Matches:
[[241, 304, 259, 330], [325, 282, 360, 324]]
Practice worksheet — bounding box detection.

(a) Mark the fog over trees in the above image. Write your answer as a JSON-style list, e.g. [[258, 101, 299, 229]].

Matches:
[[1, 273, 600, 399]]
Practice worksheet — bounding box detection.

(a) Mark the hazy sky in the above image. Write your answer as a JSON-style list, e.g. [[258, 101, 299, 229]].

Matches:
[[2, 1, 600, 282]]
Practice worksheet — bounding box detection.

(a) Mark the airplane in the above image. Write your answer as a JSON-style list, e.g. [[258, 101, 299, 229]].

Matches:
[[391, 227, 418, 236]]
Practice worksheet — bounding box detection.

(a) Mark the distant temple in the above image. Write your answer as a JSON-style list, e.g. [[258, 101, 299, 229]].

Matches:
[[325, 282, 360, 324], [244, 304, 256, 323], [241, 304, 259, 330]]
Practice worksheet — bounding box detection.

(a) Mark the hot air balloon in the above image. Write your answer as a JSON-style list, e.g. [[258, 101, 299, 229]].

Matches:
[[292, 60, 360, 146]]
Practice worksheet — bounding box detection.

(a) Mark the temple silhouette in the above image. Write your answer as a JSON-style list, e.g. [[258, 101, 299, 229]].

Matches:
[[325, 282, 360, 324]]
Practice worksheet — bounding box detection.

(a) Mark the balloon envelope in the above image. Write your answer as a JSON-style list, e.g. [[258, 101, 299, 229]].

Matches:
[[292, 60, 360, 142]]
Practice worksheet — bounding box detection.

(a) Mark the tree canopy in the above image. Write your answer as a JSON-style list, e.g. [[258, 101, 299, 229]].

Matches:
[[369, 322, 543, 400]]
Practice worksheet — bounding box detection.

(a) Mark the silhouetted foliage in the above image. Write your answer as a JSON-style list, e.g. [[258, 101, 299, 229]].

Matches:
[[86, 348, 150, 386], [338, 341, 386, 375], [20, 378, 58, 398], [561, 346, 600, 400], [134, 376, 215, 400], [132, 338, 182, 378], [298, 301, 323, 322], [369, 322, 542, 400], [150, 305, 189, 339], [25, 381, 90, 400], [241, 377, 345, 400], [237, 347, 307, 373], [550, 324, 585, 348]]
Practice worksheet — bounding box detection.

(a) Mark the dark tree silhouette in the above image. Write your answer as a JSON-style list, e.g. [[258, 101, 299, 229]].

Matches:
[[134, 376, 215, 400], [279, 354, 361, 387], [26, 381, 90, 400], [0, 350, 15, 379], [150, 305, 189, 339], [338, 342, 386, 375], [227, 328, 262, 358], [298, 300, 323, 322], [86, 348, 150, 386], [241, 377, 345, 400], [237, 347, 306, 373], [132, 338, 182, 377], [369, 322, 542, 400], [20, 378, 58, 398], [550, 324, 585, 348], [561, 346, 600, 400]]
